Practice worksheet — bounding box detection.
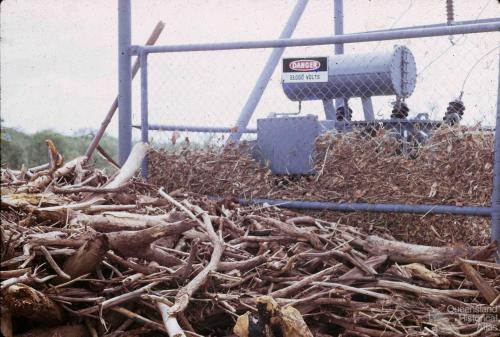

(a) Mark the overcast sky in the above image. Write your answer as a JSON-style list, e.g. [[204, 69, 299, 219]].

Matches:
[[1, 0, 499, 140]]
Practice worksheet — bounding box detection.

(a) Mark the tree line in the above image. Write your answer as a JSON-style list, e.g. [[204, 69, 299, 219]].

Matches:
[[1, 127, 117, 169]]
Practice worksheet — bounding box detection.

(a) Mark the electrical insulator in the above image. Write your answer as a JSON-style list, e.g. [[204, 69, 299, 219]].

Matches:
[[446, 0, 455, 25], [336, 106, 353, 121], [391, 101, 409, 119], [443, 99, 465, 125]]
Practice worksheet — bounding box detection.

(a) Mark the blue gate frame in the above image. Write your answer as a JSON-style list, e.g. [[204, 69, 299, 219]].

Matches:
[[117, 0, 500, 250]]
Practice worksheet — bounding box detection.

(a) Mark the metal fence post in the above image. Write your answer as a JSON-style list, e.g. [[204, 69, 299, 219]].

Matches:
[[228, 0, 309, 143], [361, 96, 375, 120], [140, 51, 149, 178], [492, 50, 500, 251], [118, 0, 132, 165], [323, 99, 336, 120], [333, 0, 345, 115]]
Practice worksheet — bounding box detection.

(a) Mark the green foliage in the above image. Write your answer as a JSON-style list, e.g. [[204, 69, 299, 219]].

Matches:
[[0, 127, 118, 170]]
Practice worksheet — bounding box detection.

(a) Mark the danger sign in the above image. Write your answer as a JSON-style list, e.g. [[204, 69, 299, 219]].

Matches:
[[282, 57, 328, 83]]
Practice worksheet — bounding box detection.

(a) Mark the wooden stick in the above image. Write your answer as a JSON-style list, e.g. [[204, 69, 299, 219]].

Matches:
[[312, 282, 391, 300], [458, 258, 500, 271], [101, 143, 149, 190], [53, 182, 130, 194], [157, 302, 187, 337], [72, 211, 184, 232], [270, 263, 343, 298], [158, 189, 204, 227], [163, 200, 225, 315], [106, 221, 194, 255], [17, 156, 87, 193], [39, 246, 71, 280], [0, 273, 31, 291], [96, 144, 120, 169], [39, 143, 148, 212], [112, 306, 167, 333], [105, 318, 134, 337], [85, 21, 165, 160], [246, 215, 323, 250], [105, 251, 157, 275], [141, 295, 196, 334], [325, 313, 404, 337], [339, 255, 387, 283], [457, 258, 499, 304], [174, 239, 199, 283], [376, 279, 479, 298], [359, 235, 477, 264], [217, 255, 267, 272], [58, 233, 108, 283], [0, 268, 32, 279], [79, 282, 158, 314]]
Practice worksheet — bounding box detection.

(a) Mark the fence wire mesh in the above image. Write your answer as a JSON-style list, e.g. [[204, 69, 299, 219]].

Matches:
[[137, 33, 498, 146], [132, 0, 497, 144]]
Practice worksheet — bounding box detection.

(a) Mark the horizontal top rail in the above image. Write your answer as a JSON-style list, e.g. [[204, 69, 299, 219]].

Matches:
[[134, 20, 500, 54]]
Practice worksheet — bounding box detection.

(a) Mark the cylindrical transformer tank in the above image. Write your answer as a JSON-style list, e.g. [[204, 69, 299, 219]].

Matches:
[[282, 45, 416, 101]]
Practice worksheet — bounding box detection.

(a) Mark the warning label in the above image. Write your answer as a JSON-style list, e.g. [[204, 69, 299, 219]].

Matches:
[[282, 57, 328, 83]]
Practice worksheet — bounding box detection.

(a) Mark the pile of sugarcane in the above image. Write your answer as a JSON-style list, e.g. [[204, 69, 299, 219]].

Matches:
[[1, 142, 499, 337], [149, 126, 493, 246]]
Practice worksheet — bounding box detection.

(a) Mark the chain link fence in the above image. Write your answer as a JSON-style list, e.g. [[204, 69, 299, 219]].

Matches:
[[132, 1, 498, 147], [129, 1, 499, 247], [139, 36, 497, 146]]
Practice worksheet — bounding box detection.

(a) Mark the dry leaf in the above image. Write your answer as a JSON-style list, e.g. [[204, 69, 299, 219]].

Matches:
[[428, 182, 438, 198]]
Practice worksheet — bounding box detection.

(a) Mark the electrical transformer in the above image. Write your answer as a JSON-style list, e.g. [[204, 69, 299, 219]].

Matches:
[[282, 45, 417, 101]]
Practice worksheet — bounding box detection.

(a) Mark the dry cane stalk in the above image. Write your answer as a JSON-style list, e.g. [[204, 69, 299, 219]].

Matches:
[[2, 129, 499, 336], [157, 302, 187, 337], [39, 143, 149, 212], [159, 189, 225, 315]]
